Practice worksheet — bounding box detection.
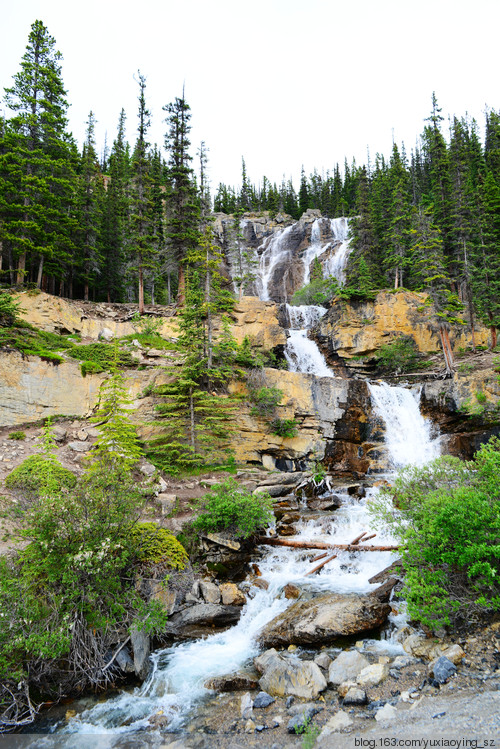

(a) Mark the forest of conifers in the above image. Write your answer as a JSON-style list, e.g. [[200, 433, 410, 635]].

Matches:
[[1, 21, 499, 344]]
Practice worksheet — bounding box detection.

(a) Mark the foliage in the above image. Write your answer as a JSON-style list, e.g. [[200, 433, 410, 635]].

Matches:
[[249, 386, 283, 418], [0, 293, 21, 327], [67, 342, 135, 371], [8, 431, 26, 441], [130, 522, 188, 569], [270, 418, 298, 438], [132, 312, 163, 337], [192, 479, 274, 539], [5, 454, 76, 496], [375, 336, 420, 373], [290, 276, 340, 306], [369, 439, 500, 630]]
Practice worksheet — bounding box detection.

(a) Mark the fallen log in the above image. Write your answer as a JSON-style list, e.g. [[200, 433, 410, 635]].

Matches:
[[305, 553, 337, 576], [350, 531, 367, 545], [255, 537, 399, 552], [360, 533, 377, 543], [310, 552, 328, 563]]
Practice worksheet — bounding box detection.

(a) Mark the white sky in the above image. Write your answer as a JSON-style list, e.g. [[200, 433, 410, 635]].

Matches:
[[2, 0, 499, 192]]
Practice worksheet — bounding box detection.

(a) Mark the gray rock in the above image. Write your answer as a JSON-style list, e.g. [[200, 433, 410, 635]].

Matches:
[[258, 593, 391, 648], [157, 493, 176, 515], [314, 651, 332, 670], [375, 703, 398, 722], [68, 440, 92, 452], [357, 663, 390, 687], [52, 425, 67, 442], [288, 702, 322, 718], [204, 673, 259, 692], [140, 462, 156, 477], [432, 656, 457, 684], [343, 687, 367, 705], [328, 650, 369, 685], [163, 603, 241, 638], [98, 327, 114, 341], [200, 581, 221, 604], [240, 692, 253, 719], [253, 691, 275, 709], [254, 649, 327, 699], [392, 655, 416, 669], [130, 626, 150, 680], [114, 644, 135, 673], [318, 710, 353, 736]]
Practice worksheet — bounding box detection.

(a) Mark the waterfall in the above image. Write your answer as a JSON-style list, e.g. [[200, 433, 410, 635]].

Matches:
[[368, 381, 441, 469], [302, 216, 352, 286], [283, 304, 332, 377], [256, 225, 294, 301]]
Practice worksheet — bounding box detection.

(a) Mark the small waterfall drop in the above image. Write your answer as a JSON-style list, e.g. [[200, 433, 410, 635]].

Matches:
[[368, 381, 441, 469], [302, 216, 352, 286], [284, 304, 332, 377], [256, 225, 294, 301]]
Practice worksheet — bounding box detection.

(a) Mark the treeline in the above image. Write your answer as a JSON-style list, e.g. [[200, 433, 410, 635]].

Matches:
[[0, 20, 209, 309], [215, 96, 500, 348]]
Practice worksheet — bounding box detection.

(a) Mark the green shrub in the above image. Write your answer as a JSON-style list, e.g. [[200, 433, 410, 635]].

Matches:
[[67, 342, 135, 370], [0, 292, 22, 326], [375, 336, 419, 373], [192, 479, 274, 539], [8, 431, 26, 441], [5, 455, 76, 495], [132, 312, 163, 337], [80, 360, 105, 377], [369, 439, 500, 630], [249, 386, 283, 418], [130, 522, 188, 569], [290, 276, 340, 307], [270, 418, 298, 438]]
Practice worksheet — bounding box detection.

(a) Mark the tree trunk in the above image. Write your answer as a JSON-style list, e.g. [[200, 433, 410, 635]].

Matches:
[[16, 253, 26, 286], [189, 386, 196, 452], [490, 325, 497, 350], [84, 281, 89, 302], [439, 326, 454, 374], [138, 265, 144, 315], [167, 274, 171, 305], [255, 537, 399, 552], [177, 264, 186, 307], [36, 255, 44, 289], [205, 260, 213, 369], [151, 279, 155, 306]]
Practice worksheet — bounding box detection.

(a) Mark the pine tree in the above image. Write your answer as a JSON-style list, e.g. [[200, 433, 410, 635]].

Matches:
[[76, 111, 104, 301], [471, 171, 500, 348], [163, 91, 200, 305], [1, 20, 76, 288], [128, 72, 156, 314]]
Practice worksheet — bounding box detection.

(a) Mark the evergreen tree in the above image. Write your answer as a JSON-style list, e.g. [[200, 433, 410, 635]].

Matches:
[[1, 20, 76, 288], [76, 111, 104, 301], [471, 171, 500, 348], [163, 91, 200, 304], [128, 72, 156, 314], [298, 167, 309, 215]]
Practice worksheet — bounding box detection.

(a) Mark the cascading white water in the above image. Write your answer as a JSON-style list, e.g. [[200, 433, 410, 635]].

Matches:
[[285, 330, 333, 377], [283, 304, 332, 377], [256, 225, 294, 301], [368, 381, 441, 469], [302, 217, 352, 286]]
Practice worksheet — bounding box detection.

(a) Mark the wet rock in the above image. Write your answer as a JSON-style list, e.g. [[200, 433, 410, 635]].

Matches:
[[254, 484, 293, 498], [253, 691, 276, 709], [277, 524, 297, 536], [283, 583, 300, 600], [148, 711, 169, 728], [115, 644, 135, 673], [254, 648, 327, 699], [253, 579, 269, 591], [357, 663, 389, 687], [318, 710, 353, 736], [307, 495, 342, 511], [258, 593, 391, 648], [203, 533, 241, 551], [431, 656, 457, 684], [220, 582, 246, 606], [163, 604, 241, 638], [343, 686, 368, 705], [328, 650, 370, 685], [205, 674, 259, 692], [130, 625, 150, 680]]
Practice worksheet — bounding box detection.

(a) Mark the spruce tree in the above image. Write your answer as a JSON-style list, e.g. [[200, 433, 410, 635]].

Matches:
[[1, 20, 76, 288]]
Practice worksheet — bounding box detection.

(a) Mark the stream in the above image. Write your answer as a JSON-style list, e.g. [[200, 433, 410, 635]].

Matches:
[[41, 228, 442, 745]]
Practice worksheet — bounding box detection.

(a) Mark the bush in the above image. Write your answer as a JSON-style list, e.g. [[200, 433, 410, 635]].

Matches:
[[192, 479, 274, 539], [8, 431, 26, 441], [290, 277, 340, 307], [5, 454, 76, 496], [130, 522, 188, 569], [375, 336, 419, 373], [249, 386, 283, 418], [0, 292, 21, 327], [369, 439, 500, 630], [270, 418, 298, 438]]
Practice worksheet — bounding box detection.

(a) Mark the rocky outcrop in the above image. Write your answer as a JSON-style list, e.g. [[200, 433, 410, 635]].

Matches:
[[257, 593, 391, 648], [223, 296, 286, 351], [316, 290, 490, 359], [228, 369, 373, 472]]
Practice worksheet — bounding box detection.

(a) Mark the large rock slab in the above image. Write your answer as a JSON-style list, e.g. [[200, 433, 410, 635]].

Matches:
[[254, 649, 327, 699], [163, 603, 241, 639], [258, 593, 391, 648]]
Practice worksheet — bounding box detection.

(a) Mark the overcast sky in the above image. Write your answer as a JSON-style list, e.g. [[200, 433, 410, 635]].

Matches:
[[2, 0, 499, 192]]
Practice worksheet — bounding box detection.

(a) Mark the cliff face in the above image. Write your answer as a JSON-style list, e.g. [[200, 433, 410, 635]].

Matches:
[[316, 289, 490, 359]]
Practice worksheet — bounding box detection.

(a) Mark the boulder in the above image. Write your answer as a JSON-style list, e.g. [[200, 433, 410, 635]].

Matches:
[[430, 656, 457, 684], [254, 649, 327, 699], [200, 581, 221, 604], [68, 440, 92, 453], [283, 583, 300, 600], [163, 604, 241, 639], [258, 593, 391, 648], [403, 634, 443, 660], [318, 710, 353, 737], [204, 674, 259, 692], [328, 650, 370, 685], [356, 663, 389, 687], [220, 582, 246, 606], [343, 687, 367, 705], [253, 691, 275, 709], [130, 625, 150, 680], [98, 327, 114, 341]]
